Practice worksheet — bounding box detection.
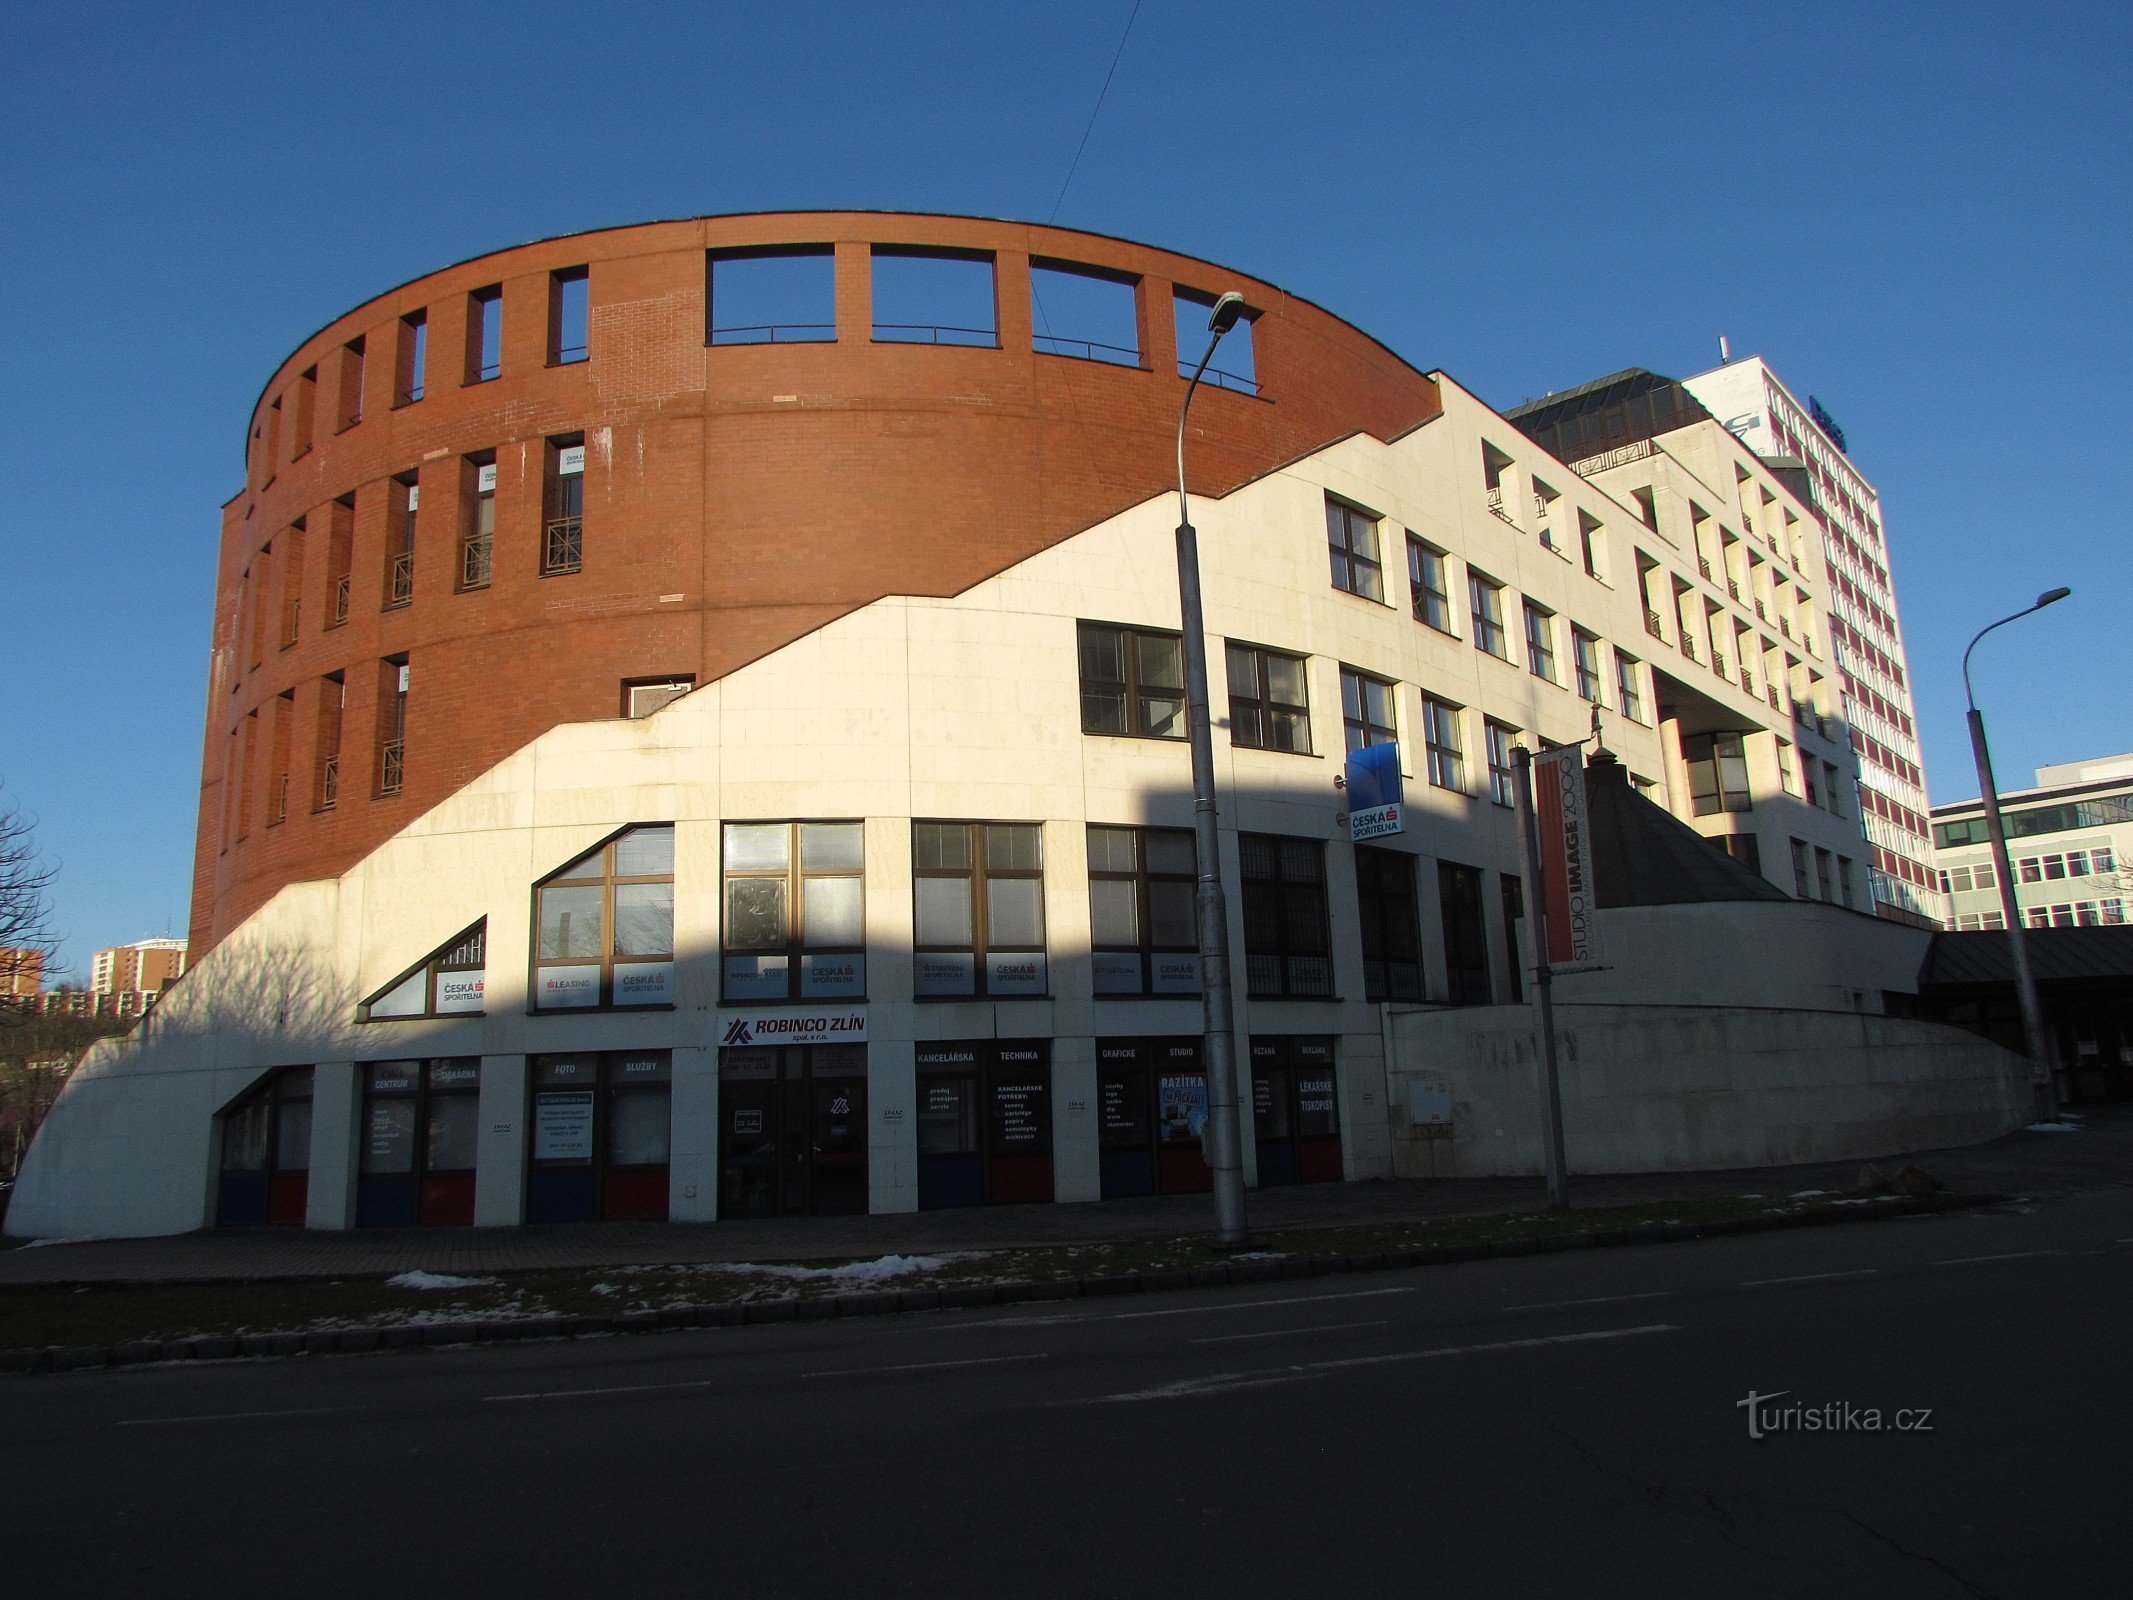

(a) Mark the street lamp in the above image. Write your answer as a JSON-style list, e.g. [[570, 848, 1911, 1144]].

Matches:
[[1961, 586, 2071, 1123], [1175, 290, 1250, 1247]]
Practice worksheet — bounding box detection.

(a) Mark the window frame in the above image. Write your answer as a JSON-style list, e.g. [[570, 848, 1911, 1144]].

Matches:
[[1353, 845, 1423, 1003], [1523, 600, 1559, 683], [1406, 535, 1456, 635], [531, 824, 677, 1012], [1226, 641, 1313, 755], [1326, 496, 1386, 603], [1077, 621, 1187, 741], [1571, 628, 1603, 703], [1086, 824, 1201, 996], [360, 921, 487, 1022], [1423, 695, 1466, 792], [911, 820, 1049, 999], [1338, 665, 1397, 755], [1484, 720, 1518, 808], [1468, 572, 1510, 659], [720, 820, 867, 1003], [1240, 833, 1335, 1000], [1614, 649, 1646, 723]]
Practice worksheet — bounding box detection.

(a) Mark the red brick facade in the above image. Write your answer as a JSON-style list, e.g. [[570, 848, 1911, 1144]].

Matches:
[[193, 212, 1443, 955]]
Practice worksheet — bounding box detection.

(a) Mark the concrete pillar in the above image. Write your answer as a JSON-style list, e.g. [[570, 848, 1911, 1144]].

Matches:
[[305, 1061, 360, 1230], [1051, 1035, 1099, 1202], [870, 1037, 917, 1214], [474, 1054, 526, 1226], [669, 1045, 717, 1222]]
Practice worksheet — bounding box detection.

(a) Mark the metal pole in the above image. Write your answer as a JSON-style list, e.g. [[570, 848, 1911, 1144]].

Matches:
[[1513, 746, 1570, 1209], [1176, 304, 1249, 1247], [1967, 709, 2057, 1122], [1961, 589, 2070, 1125]]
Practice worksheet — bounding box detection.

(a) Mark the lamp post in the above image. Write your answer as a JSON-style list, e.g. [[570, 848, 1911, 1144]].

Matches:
[[1961, 587, 2071, 1124], [1175, 291, 1250, 1247]]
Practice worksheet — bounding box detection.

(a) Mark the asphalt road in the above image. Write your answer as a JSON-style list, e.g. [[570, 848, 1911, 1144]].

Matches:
[[7, 1190, 2129, 1598]]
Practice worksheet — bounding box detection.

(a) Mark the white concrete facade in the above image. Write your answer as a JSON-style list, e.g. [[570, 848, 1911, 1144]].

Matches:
[[10, 379, 1908, 1240], [1931, 754, 2133, 931]]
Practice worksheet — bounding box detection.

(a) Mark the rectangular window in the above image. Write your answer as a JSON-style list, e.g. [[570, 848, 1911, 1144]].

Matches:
[[1423, 696, 1465, 791], [1684, 733, 1751, 815], [291, 366, 316, 459], [912, 822, 1047, 998], [534, 826, 676, 1010], [1572, 629, 1602, 702], [1077, 621, 1184, 739], [1437, 860, 1491, 1005], [1339, 666, 1396, 754], [1791, 838, 1812, 899], [1777, 738, 1800, 796], [1173, 286, 1256, 393], [1326, 497, 1385, 602], [707, 244, 836, 344], [1823, 761, 1845, 817], [336, 335, 365, 432], [1721, 832, 1762, 875], [1523, 602, 1557, 682], [385, 474, 417, 607], [549, 266, 589, 364], [1087, 825, 1201, 996], [1469, 573, 1509, 658], [1838, 857, 1856, 907], [466, 285, 503, 383], [313, 671, 344, 811], [267, 690, 293, 824], [721, 821, 866, 1002], [1614, 649, 1645, 723], [1241, 834, 1333, 999], [326, 493, 353, 626], [871, 246, 997, 346], [459, 454, 495, 590], [280, 518, 305, 646], [544, 435, 584, 575], [395, 310, 427, 406], [1803, 759, 1821, 808], [1354, 846, 1423, 1003], [1406, 536, 1455, 634], [1815, 848, 1834, 903], [375, 656, 408, 797], [1227, 642, 1311, 754], [1485, 720, 1518, 808], [1029, 258, 1140, 366], [1578, 510, 1605, 580]]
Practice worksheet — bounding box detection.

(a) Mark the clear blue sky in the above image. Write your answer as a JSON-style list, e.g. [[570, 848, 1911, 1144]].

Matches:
[[2, 0, 2126, 979]]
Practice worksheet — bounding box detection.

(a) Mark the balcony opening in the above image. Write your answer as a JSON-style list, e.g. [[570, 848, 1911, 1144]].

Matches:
[[1173, 286, 1255, 393], [1029, 258, 1140, 367], [707, 244, 835, 345], [871, 246, 997, 346]]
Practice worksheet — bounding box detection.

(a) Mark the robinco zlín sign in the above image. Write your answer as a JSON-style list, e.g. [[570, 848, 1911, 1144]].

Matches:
[[719, 1008, 869, 1048]]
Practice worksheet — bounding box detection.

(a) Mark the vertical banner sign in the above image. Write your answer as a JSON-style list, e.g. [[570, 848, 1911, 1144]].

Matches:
[[1533, 747, 1600, 968], [1346, 742, 1404, 842]]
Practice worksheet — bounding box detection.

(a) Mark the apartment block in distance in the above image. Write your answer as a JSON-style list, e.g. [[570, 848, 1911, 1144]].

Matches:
[[1932, 753, 2133, 931], [90, 938, 190, 1004]]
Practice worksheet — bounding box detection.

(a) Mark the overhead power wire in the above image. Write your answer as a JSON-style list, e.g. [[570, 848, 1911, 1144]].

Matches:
[[1048, 0, 1144, 223]]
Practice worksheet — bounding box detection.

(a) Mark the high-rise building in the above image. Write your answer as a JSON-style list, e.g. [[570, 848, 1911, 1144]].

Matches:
[[1931, 753, 2133, 930], [1, 947, 42, 998], [1677, 357, 1938, 926], [89, 938, 189, 1003]]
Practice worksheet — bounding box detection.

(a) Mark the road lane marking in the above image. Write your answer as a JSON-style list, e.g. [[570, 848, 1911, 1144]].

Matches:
[[116, 1406, 360, 1428], [486, 1378, 727, 1403], [1932, 1251, 2056, 1267], [1191, 1319, 1389, 1346], [915, 1284, 1418, 1332], [1082, 1323, 1678, 1403], [1503, 1291, 1674, 1312], [802, 1352, 1050, 1380], [1741, 1269, 1880, 1288]]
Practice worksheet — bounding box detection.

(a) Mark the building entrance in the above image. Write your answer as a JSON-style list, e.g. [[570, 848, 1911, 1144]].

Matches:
[[1097, 1037, 1210, 1199], [1250, 1036, 1342, 1185], [915, 1040, 1052, 1207], [719, 1044, 868, 1217]]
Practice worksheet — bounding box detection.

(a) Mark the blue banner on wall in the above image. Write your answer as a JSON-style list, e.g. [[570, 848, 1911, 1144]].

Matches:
[[1346, 742, 1404, 841]]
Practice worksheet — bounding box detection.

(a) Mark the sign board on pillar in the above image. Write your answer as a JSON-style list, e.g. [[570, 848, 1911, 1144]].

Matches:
[[1346, 742, 1404, 842], [1532, 746, 1601, 969]]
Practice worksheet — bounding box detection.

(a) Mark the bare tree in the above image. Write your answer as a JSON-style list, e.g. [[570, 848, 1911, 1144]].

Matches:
[[0, 783, 58, 996]]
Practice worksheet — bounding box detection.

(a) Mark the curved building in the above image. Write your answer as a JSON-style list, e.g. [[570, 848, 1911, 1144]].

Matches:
[[13, 213, 1983, 1244]]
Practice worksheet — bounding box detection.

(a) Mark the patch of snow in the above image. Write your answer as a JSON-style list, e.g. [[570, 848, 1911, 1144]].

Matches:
[[720, 1254, 950, 1283], [386, 1270, 494, 1290], [1227, 1251, 1291, 1261], [2025, 1121, 2083, 1133], [1789, 1189, 1829, 1199]]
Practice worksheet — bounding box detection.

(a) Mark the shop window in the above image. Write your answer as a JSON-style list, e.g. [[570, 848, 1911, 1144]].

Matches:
[[533, 824, 676, 1010], [1354, 847, 1422, 1003], [1087, 824, 1200, 995], [1078, 621, 1184, 739], [361, 921, 486, 1021], [871, 245, 997, 346], [707, 244, 835, 344], [1340, 666, 1396, 754], [1407, 536, 1455, 634], [550, 266, 589, 363], [1241, 834, 1332, 999], [1684, 732, 1751, 815], [1438, 859, 1491, 1005], [1326, 496, 1385, 602], [1227, 641, 1311, 754], [1250, 1036, 1341, 1186], [215, 1067, 312, 1227], [1173, 286, 1256, 393], [543, 435, 583, 575], [466, 284, 503, 383], [528, 1052, 672, 1223], [1029, 258, 1140, 365], [916, 1040, 1053, 1207], [912, 821, 1046, 998], [718, 1045, 867, 1217], [1097, 1037, 1211, 1199], [721, 821, 864, 1001], [357, 1058, 481, 1226]]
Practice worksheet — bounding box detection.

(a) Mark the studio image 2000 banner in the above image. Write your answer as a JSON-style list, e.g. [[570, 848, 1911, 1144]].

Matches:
[[1532, 747, 1600, 968]]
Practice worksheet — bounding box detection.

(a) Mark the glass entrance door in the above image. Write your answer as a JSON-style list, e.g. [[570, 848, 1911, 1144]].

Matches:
[[720, 1044, 868, 1217]]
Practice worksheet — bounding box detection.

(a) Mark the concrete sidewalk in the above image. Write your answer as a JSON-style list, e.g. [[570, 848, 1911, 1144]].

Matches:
[[5, 1111, 2126, 1286]]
